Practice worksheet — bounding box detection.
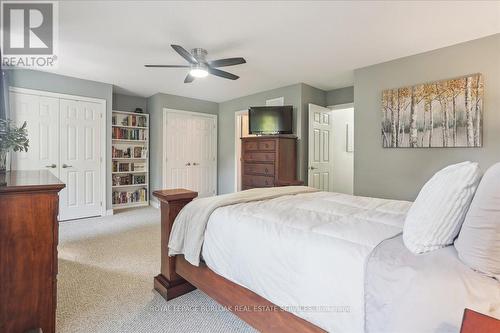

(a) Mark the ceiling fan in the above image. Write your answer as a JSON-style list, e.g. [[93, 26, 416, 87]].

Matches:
[[145, 45, 246, 83]]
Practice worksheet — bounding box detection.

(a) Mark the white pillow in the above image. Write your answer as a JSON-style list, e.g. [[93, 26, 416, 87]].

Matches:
[[403, 161, 481, 254], [455, 163, 500, 278]]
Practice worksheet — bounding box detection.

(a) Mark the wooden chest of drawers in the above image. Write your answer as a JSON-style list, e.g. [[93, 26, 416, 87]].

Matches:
[[241, 135, 299, 190], [0, 171, 65, 333]]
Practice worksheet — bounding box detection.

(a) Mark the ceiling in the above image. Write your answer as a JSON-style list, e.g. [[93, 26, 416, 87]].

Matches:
[[44, 1, 500, 102]]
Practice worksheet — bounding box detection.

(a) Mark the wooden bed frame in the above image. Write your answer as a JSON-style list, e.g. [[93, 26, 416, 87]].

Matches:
[[153, 188, 325, 333]]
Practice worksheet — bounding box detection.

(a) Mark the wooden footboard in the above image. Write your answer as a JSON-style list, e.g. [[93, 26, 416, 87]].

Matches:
[[152, 189, 197, 300], [153, 188, 325, 333]]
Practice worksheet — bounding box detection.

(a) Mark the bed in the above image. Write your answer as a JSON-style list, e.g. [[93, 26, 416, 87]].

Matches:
[[152, 187, 499, 333]]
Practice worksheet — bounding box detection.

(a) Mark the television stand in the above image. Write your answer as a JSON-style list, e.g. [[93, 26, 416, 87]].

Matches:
[[241, 135, 300, 190]]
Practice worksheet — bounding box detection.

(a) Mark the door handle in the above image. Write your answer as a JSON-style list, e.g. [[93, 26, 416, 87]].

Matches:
[[185, 162, 191, 166], [193, 162, 199, 166], [62, 164, 73, 168], [45, 164, 56, 168], [309, 166, 317, 170]]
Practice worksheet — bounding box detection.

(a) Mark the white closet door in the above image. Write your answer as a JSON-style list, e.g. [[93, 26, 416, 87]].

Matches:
[[190, 115, 217, 198], [164, 111, 217, 198], [59, 99, 102, 220], [9, 92, 60, 178], [165, 113, 191, 189]]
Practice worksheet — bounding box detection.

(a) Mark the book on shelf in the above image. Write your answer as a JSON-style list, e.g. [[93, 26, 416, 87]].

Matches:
[[112, 146, 147, 158], [112, 187, 147, 205], [112, 161, 146, 172], [132, 163, 146, 171], [112, 113, 147, 127], [133, 175, 146, 184], [112, 127, 147, 140], [112, 174, 146, 186]]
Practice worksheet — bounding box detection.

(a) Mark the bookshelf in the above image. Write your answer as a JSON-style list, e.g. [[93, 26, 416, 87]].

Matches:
[[111, 110, 149, 209]]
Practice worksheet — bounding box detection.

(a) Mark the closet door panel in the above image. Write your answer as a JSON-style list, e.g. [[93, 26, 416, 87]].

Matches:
[[165, 113, 191, 190], [59, 99, 102, 220], [9, 93, 60, 178], [186, 115, 215, 198]]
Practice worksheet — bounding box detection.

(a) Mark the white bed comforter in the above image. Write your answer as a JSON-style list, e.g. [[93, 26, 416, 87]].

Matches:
[[169, 186, 318, 266], [201, 191, 411, 332]]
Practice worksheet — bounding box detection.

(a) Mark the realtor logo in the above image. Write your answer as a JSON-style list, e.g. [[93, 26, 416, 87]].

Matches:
[[1, 1, 58, 67]]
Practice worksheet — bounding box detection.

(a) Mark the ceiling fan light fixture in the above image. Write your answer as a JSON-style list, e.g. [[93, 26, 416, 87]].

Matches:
[[146, 44, 245, 82], [190, 67, 208, 78]]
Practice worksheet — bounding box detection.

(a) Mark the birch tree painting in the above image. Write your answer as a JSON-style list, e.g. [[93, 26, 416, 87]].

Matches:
[[381, 74, 483, 148]]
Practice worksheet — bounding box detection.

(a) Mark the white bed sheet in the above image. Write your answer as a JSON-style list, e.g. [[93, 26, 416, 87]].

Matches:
[[201, 191, 411, 332], [365, 235, 500, 333]]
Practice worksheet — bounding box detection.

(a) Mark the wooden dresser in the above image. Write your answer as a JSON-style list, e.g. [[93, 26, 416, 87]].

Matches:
[[0, 170, 65, 333], [241, 135, 300, 190]]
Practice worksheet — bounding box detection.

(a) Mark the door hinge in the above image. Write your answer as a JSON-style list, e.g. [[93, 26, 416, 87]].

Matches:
[[100, 201, 102, 207]]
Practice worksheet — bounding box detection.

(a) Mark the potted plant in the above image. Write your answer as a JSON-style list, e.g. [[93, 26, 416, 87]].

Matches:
[[0, 119, 29, 173]]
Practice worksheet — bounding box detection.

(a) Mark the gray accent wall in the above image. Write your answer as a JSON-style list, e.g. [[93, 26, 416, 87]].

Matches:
[[147, 93, 218, 200], [217, 83, 327, 194], [218, 84, 301, 194], [113, 93, 147, 113], [354, 34, 500, 201], [7, 69, 115, 209], [326, 86, 354, 106]]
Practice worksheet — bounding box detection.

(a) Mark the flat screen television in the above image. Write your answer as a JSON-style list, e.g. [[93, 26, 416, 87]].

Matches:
[[248, 106, 293, 135]]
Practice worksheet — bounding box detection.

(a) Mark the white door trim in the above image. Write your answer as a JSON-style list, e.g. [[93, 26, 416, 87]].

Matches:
[[9, 87, 106, 104], [234, 109, 248, 192], [162, 108, 218, 193], [9, 86, 107, 217]]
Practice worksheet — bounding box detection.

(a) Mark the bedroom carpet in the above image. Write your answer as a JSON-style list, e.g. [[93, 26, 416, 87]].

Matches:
[[57, 207, 256, 333]]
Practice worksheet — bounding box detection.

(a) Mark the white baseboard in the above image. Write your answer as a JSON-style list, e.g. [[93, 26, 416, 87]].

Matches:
[[150, 198, 160, 209], [104, 209, 114, 216]]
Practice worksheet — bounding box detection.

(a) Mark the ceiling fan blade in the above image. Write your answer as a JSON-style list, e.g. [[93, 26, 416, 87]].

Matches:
[[144, 64, 189, 68], [171, 44, 198, 64], [208, 57, 246, 67], [208, 67, 239, 80], [184, 73, 195, 83]]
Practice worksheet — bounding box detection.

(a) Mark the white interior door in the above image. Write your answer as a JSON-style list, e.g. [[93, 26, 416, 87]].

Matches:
[[235, 110, 254, 192], [308, 103, 333, 191], [58, 99, 103, 220], [190, 115, 217, 198], [164, 112, 191, 190], [9, 92, 60, 177], [164, 110, 217, 198]]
